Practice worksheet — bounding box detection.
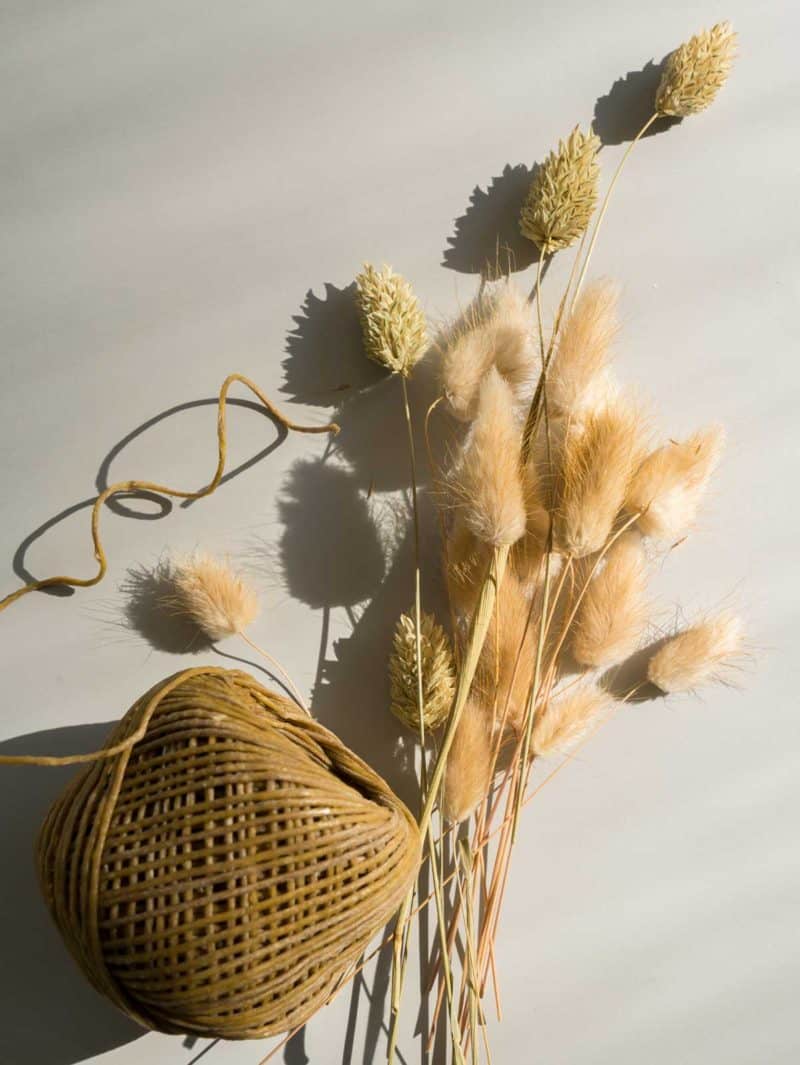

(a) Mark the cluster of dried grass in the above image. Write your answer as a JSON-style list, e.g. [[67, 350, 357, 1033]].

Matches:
[[435, 275, 741, 821], [379, 21, 741, 1063]]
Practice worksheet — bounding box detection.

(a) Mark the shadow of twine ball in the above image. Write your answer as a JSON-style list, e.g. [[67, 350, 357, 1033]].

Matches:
[[36, 667, 420, 1039]]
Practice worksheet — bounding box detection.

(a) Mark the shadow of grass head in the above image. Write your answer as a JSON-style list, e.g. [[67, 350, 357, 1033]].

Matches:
[[120, 560, 210, 654], [594, 58, 682, 145], [277, 460, 386, 610], [443, 163, 544, 278]]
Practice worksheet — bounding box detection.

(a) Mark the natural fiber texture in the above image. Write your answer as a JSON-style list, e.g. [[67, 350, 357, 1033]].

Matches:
[[532, 681, 612, 756], [647, 613, 743, 693], [571, 530, 649, 668], [35, 667, 420, 1039], [519, 126, 601, 253], [626, 424, 725, 541], [438, 281, 536, 420], [441, 697, 494, 824], [547, 279, 620, 416], [474, 570, 536, 736], [444, 517, 492, 619], [656, 23, 737, 118], [355, 263, 428, 376], [450, 368, 527, 548], [554, 398, 646, 557], [389, 610, 456, 731], [169, 553, 260, 641]]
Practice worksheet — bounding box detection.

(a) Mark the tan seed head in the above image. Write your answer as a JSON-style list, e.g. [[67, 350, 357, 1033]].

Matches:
[[355, 263, 427, 376], [519, 126, 601, 254], [389, 610, 456, 731], [656, 22, 738, 117]]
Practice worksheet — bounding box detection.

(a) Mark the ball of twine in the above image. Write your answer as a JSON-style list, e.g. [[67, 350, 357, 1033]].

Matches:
[[35, 667, 420, 1039]]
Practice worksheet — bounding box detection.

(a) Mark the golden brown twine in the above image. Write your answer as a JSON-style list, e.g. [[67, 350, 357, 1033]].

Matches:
[[30, 667, 420, 1039], [0, 373, 338, 613], [0, 379, 423, 1041]]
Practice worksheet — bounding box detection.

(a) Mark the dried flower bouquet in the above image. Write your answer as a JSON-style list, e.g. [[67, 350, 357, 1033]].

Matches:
[[356, 21, 742, 1063]]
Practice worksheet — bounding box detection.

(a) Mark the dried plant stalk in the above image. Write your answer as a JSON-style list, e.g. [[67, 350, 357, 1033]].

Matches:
[[391, 23, 742, 1058], [439, 281, 536, 420], [555, 399, 646, 557], [390, 545, 509, 1062]]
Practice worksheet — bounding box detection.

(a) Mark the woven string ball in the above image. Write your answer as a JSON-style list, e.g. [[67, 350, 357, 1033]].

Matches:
[[37, 666, 420, 1039]]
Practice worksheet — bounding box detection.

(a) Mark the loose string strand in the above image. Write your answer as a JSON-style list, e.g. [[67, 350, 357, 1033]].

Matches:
[[0, 373, 338, 613]]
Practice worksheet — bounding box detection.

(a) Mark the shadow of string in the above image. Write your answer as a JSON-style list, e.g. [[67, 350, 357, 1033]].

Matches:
[[1, 373, 338, 612]]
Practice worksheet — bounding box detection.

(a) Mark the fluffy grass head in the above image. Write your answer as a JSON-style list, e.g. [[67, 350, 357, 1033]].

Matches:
[[555, 398, 647, 557], [441, 697, 494, 823], [548, 279, 620, 416], [449, 368, 527, 547], [532, 681, 613, 756], [444, 517, 492, 620], [168, 553, 260, 642], [519, 126, 601, 254], [355, 263, 427, 376], [475, 571, 536, 737], [484, 281, 538, 402], [647, 611, 743, 693], [439, 280, 536, 420], [627, 424, 725, 541], [571, 531, 649, 668], [656, 22, 737, 117]]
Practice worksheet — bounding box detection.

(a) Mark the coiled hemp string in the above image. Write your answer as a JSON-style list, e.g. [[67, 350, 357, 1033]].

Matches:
[[0, 373, 338, 614]]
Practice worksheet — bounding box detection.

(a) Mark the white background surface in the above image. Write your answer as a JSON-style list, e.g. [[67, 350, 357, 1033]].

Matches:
[[1, 2, 797, 1064]]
